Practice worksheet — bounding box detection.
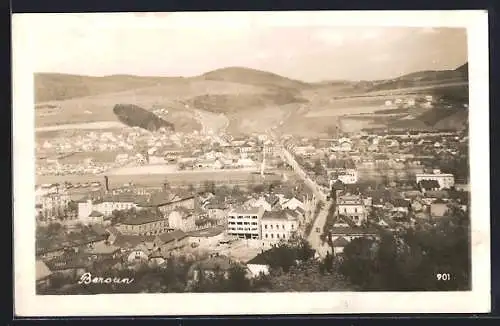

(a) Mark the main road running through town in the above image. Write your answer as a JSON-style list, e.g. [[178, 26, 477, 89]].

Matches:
[[307, 201, 332, 258]]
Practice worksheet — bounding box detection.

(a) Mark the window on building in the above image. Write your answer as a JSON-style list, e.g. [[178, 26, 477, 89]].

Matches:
[[283, 234, 286, 239], [277, 234, 280, 239], [355, 208, 358, 213], [264, 224, 268, 229], [270, 225, 273, 229], [344, 208, 347, 213], [282, 225, 285, 229], [276, 225, 279, 229], [271, 234, 274, 238], [265, 234, 268, 238]]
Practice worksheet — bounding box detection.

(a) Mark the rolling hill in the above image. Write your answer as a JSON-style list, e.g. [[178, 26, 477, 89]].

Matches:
[[35, 63, 469, 136], [365, 62, 468, 93], [35, 73, 183, 103], [201, 66, 310, 91]]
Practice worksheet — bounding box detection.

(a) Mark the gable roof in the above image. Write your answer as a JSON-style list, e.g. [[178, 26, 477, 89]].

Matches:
[[424, 190, 449, 199], [188, 226, 224, 238], [156, 230, 187, 244], [122, 215, 164, 225], [113, 234, 156, 248], [45, 254, 89, 271], [88, 210, 104, 217], [246, 252, 269, 265], [84, 241, 121, 255], [390, 198, 411, 208], [418, 180, 440, 190], [332, 236, 350, 247], [91, 224, 108, 236], [106, 226, 121, 237], [197, 255, 233, 271]]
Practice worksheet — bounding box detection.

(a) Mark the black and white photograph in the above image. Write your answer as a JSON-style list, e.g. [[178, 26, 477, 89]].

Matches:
[[13, 11, 490, 315]]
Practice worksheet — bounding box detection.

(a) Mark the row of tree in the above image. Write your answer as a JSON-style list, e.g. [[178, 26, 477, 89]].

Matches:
[[338, 205, 470, 291]]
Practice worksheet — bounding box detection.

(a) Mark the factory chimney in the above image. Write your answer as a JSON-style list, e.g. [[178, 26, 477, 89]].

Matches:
[[104, 176, 109, 192]]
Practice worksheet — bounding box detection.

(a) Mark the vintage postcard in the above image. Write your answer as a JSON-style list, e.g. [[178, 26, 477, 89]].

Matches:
[[13, 10, 490, 316]]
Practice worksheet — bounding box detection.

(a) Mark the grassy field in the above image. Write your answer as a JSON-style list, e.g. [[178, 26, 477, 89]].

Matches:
[[36, 169, 286, 187]]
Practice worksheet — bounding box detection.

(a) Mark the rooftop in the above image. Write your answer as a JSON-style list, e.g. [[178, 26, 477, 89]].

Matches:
[[84, 241, 120, 255], [229, 206, 262, 215], [188, 226, 225, 238], [246, 251, 270, 265], [113, 234, 157, 248], [262, 210, 298, 221], [331, 236, 350, 247], [157, 229, 188, 244], [121, 215, 164, 225]]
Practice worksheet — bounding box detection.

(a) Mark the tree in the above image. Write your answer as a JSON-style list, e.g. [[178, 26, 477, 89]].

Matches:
[[339, 237, 378, 290], [224, 265, 252, 292], [339, 208, 471, 291]]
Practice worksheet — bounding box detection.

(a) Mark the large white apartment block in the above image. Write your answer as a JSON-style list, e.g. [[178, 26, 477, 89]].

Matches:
[[415, 169, 455, 190], [227, 206, 265, 240], [336, 195, 367, 226], [261, 210, 299, 242]]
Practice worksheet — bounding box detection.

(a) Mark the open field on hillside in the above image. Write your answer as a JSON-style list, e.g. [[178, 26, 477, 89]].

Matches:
[[306, 105, 387, 117], [363, 81, 468, 97], [226, 106, 290, 135]]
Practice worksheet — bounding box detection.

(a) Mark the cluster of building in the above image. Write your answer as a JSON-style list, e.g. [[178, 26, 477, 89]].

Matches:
[[283, 128, 468, 189], [36, 125, 284, 177]]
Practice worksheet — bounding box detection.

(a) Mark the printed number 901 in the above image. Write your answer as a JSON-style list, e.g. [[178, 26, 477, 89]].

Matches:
[[436, 273, 451, 281]]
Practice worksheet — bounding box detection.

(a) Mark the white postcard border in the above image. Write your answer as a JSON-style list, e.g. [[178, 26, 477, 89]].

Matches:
[[13, 10, 490, 316]]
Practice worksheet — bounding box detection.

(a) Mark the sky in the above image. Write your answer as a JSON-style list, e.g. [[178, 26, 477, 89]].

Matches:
[[16, 12, 468, 82]]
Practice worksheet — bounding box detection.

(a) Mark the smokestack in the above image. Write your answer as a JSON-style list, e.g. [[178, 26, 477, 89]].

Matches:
[[104, 176, 109, 192]]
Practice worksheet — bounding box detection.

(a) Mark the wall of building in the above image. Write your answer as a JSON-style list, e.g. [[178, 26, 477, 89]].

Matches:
[[227, 212, 261, 239], [261, 219, 298, 242], [416, 173, 455, 189], [119, 219, 168, 236]]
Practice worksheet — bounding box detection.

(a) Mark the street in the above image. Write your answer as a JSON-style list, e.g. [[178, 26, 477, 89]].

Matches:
[[307, 201, 332, 258]]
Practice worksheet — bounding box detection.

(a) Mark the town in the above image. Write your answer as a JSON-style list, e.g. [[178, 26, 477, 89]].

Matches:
[[35, 121, 470, 293]]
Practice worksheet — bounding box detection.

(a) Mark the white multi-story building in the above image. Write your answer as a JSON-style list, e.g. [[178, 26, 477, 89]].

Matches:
[[415, 169, 455, 190], [77, 194, 138, 219], [227, 206, 265, 240], [336, 195, 367, 226], [261, 210, 299, 242]]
